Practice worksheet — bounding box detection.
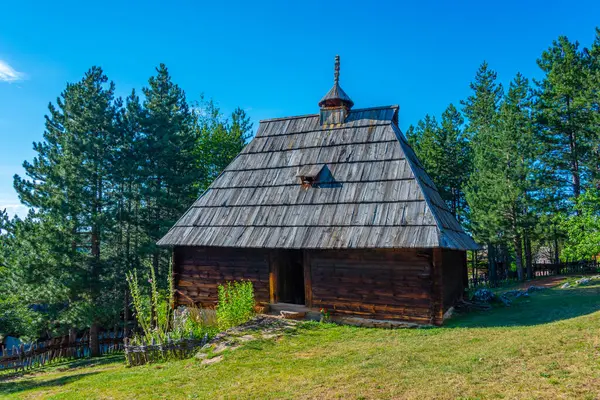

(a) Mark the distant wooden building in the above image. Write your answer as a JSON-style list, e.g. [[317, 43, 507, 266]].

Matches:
[[158, 56, 478, 325]]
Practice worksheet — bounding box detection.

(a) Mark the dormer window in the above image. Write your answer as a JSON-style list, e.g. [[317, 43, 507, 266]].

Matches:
[[296, 165, 326, 188]]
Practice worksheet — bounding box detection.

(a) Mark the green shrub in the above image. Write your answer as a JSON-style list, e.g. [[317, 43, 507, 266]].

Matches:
[[216, 281, 255, 330], [0, 295, 39, 341]]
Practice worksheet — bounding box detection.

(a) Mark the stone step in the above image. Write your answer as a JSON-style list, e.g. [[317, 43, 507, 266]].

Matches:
[[268, 303, 319, 320]]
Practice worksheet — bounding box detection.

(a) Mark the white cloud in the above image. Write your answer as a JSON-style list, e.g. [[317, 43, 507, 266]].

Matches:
[[0, 60, 25, 82], [0, 203, 29, 219]]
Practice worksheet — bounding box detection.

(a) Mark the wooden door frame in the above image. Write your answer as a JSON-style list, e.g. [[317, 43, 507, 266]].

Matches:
[[269, 249, 312, 306], [269, 250, 279, 304], [303, 250, 312, 307]]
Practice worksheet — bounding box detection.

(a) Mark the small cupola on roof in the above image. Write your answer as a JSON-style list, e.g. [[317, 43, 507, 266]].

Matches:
[[319, 55, 353, 125]]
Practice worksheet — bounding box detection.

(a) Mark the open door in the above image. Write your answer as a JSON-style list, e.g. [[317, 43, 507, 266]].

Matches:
[[272, 250, 305, 304]]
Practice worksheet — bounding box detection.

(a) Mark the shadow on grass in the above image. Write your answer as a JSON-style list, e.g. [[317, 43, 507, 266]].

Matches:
[[0, 371, 100, 395], [0, 354, 122, 382], [61, 354, 123, 370], [446, 286, 600, 328]]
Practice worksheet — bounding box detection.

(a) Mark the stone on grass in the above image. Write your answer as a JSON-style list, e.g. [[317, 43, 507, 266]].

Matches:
[[213, 342, 240, 354], [195, 315, 299, 361], [576, 278, 591, 285], [280, 310, 306, 320], [238, 334, 256, 342], [472, 289, 495, 303], [261, 333, 280, 340], [561, 282, 571, 289], [442, 306, 455, 321], [201, 355, 223, 366], [497, 295, 512, 307]]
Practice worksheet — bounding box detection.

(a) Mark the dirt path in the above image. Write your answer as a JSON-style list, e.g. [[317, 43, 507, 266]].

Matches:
[[515, 275, 567, 290]]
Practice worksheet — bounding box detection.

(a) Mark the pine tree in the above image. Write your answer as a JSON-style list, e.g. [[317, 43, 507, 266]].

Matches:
[[406, 114, 438, 153], [497, 74, 538, 280], [5, 63, 255, 341], [191, 99, 252, 191], [584, 28, 600, 188], [13, 67, 121, 352], [109, 90, 147, 335], [535, 36, 592, 200], [462, 62, 504, 282], [437, 104, 471, 220], [139, 64, 199, 280], [462, 61, 504, 137], [464, 73, 539, 281], [407, 107, 471, 221], [561, 189, 600, 260], [0, 212, 42, 340]]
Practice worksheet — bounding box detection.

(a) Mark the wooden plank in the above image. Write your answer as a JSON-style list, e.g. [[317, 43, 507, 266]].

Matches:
[[304, 250, 312, 308], [304, 249, 435, 323], [431, 248, 444, 325], [174, 247, 270, 306], [269, 251, 278, 304]]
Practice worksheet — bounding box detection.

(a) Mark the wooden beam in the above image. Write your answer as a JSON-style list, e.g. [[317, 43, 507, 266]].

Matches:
[[269, 251, 279, 304], [431, 248, 444, 325], [171, 247, 176, 309], [462, 250, 469, 295], [303, 250, 312, 308]]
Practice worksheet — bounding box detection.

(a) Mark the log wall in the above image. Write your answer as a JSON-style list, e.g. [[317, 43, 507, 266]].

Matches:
[[174, 246, 467, 325], [173, 246, 270, 307], [308, 249, 435, 324]]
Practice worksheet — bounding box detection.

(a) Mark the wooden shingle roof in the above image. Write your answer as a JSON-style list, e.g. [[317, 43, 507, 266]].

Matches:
[[318, 82, 354, 109], [158, 105, 478, 250]]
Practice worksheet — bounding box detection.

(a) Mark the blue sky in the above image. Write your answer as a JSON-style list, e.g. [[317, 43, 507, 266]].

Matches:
[[1, 0, 599, 217]]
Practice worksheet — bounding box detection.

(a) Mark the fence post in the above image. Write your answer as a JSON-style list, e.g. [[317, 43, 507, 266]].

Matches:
[[18, 344, 24, 371]]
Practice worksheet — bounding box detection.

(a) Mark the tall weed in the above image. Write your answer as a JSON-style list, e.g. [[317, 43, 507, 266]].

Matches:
[[126, 261, 216, 345], [216, 281, 255, 330]]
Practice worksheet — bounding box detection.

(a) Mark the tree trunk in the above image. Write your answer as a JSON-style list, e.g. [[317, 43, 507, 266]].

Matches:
[[566, 96, 581, 201], [123, 289, 130, 338], [501, 243, 510, 280], [474, 251, 478, 284], [569, 133, 581, 199], [525, 231, 533, 280], [90, 323, 100, 357], [471, 251, 476, 281], [553, 224, 560, 265], [514, 234, 524, 281], [488, 243, 496, 285], [69, 328, 77, 358]]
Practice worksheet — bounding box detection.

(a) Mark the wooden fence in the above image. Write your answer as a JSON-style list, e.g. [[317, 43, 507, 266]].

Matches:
[[0, 331, 124, 372], [469, 260, 598, 288], [124, 335, 208, 366]]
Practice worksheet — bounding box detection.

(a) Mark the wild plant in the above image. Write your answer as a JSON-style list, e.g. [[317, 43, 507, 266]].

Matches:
[[216, 281, 256, 330]]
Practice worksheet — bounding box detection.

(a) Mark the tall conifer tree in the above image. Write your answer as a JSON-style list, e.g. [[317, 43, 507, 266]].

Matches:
[[462, 62, 504, 282], [13, 67, 121, 352], [535, 36, 591, 200], [139, 64, 199, 279], [407, 107, 471, 221]]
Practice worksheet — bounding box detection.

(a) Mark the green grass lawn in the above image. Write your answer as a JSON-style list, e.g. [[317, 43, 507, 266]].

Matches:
[[2, 280, 600, 399]]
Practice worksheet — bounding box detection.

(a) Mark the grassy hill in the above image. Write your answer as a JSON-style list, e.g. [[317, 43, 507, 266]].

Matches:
[[2, 279, 600, 399]]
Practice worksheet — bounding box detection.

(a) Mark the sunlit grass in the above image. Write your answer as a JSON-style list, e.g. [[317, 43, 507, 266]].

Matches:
[[2, 281, 600, 399]]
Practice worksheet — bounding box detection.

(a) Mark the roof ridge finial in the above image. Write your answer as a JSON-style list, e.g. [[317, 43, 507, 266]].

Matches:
[[318, 55, 353, 110], [334, 55, 340, 85]]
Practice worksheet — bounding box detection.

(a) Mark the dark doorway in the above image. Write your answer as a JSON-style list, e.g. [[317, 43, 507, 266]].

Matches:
[[277, 250, 305, 304]]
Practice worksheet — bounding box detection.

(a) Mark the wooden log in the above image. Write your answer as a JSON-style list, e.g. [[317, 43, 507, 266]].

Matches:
[[304, 250, 312, 307]]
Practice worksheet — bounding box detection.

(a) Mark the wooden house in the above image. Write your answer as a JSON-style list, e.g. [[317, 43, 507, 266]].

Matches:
[[158, 56, 478, 325]]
